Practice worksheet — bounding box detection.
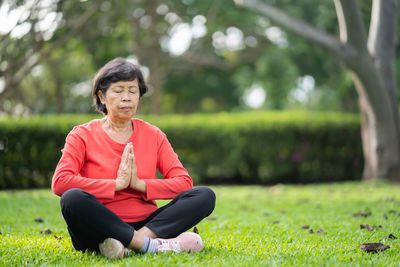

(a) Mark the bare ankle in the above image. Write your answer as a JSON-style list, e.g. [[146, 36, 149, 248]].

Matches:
[[137, 226, 157, 239]]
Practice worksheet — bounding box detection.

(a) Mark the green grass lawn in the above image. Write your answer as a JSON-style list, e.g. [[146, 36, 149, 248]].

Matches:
[[0, 181, 399, 266]]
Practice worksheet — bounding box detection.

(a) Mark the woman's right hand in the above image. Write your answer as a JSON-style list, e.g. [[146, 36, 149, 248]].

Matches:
[[115, 143, 133, 191]]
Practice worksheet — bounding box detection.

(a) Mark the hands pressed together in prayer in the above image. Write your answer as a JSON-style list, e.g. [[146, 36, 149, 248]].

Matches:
[[115, 143, 146, 193]]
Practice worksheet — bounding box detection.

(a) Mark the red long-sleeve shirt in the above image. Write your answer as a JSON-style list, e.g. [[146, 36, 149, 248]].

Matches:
[[52, 118, 193, 222]]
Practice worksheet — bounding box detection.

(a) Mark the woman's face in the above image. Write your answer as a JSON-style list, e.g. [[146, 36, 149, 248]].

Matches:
[[97, 79, 140, 122]]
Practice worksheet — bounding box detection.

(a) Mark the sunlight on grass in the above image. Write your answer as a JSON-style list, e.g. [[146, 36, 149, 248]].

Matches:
[[0, 181, 399, 266]]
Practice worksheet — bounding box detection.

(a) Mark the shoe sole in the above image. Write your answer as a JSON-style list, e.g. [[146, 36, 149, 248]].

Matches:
[[179, 232, 204, 252], [99, 238, 125, 259]]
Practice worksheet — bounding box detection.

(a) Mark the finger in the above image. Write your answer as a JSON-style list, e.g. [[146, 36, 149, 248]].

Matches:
[[128, 154, 134, 169], [130, 153, 137, 174], [120, 163, 127, 172], [120, 144, 130, 166], [122, 143, 130, 158], [131, 149, 136, 161]]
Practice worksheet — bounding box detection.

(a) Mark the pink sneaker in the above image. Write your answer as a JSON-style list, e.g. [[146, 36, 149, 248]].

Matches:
[[99, 238, 130, 259], [157, 232, 204, 253]]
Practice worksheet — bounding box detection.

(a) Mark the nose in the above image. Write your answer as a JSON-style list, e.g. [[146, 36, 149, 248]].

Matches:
[[121, 91, 131, 101]]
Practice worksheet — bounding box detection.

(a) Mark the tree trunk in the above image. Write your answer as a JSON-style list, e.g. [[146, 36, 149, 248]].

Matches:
[[48, 60, 64, 114], [339, 0, 400, 181], [149, 0, 162, 115], [130, 0, 163, 115], [349, 57, 400, 181], [54, 78, 64, 114]]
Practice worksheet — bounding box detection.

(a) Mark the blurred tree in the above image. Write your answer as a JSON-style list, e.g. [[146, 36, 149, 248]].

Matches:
[[163, 0, 358, 112], [19, 43, 95, 114], [1, 0, 361, 115], [70, 0, 253, 114], [3, 0, 395, 116], [237, 0, 400, 181], [159, 0, 298, 112], [0, 0, 101, 114]]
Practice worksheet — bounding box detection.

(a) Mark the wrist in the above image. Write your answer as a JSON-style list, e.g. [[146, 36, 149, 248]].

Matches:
[[115, 179, 125, 192], [115, 180, 120, 192], [132, 179, 146, 193]]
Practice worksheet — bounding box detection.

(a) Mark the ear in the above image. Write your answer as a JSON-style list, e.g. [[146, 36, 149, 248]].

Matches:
[[97, 90, 105, 104]]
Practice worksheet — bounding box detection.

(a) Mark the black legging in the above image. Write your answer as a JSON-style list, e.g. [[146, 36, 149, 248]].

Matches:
[[60, 187, 216, 252]]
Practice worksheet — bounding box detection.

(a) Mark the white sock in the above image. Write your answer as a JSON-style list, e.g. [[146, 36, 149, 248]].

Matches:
[[139, 235, 160, 253]]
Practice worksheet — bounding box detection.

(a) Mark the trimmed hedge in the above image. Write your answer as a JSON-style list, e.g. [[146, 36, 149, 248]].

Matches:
[[0, 111, 363, 188]]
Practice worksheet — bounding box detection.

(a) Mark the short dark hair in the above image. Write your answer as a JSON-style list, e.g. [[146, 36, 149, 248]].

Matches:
[[92, 57, 148, 115]]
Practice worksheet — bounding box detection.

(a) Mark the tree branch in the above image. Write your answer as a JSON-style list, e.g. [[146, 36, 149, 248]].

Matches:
[[334, 0, 368, 52], [235, 0, 354, 61]]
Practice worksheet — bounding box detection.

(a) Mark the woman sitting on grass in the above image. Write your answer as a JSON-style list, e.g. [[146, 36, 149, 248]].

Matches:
[[51, 57, 216, 259]]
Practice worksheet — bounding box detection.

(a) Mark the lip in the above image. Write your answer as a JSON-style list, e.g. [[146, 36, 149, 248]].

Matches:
[[120, 107, 132, 110]]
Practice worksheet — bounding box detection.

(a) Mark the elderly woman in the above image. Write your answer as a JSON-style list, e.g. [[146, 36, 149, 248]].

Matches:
[[52, 58, 216, 259]]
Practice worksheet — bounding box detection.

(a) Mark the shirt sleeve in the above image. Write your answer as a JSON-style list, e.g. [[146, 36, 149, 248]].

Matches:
[[51, 128, 116, 199], [142, 130, 193, 200]]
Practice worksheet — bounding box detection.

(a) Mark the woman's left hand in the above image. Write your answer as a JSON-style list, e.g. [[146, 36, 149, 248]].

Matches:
[[129, 145, 147, 193]]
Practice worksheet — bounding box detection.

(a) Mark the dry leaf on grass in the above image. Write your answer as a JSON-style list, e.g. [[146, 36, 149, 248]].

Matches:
[[308, 228, 325, 234], [359, 243, 390, 253], [39, 229, 52, 234], [360, 224, 374, 231], [385, 234, 397, 239], [353, 211, 372, 217]]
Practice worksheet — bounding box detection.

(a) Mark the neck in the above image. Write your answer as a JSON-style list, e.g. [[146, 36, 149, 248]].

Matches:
[[103, 116, 132, 132]]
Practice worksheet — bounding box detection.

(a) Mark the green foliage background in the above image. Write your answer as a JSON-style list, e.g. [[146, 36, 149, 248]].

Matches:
[[2, 0, 383, 115], [0, 111, 363, 189]]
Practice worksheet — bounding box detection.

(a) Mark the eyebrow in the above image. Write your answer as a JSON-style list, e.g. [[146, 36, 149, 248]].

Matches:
[[112, 85, 138, 89]]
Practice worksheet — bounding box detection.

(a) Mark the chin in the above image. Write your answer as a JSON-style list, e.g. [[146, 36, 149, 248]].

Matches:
[[122, 114, 134, 119], [124, 112, 136, 119], [111, 113, 133, 121]]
